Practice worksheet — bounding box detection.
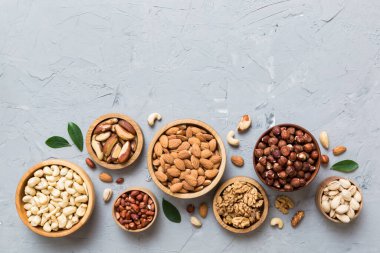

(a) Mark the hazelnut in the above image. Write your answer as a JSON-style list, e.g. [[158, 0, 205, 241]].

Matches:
[[272, 149, 281, 159], [273, 163, 282, 172], [304, 133, 312, 142], [297, 152, 308, 161], [264, 147, 271, 156], [272, 126, 281, 136], [186, 204, 195, 213], [267, 155, 275, 163], [295, 136, 305, 144], [287, 160, 293, 166], [268, 137, 279, 146], [303, 143, 313, 153], [289, 152, 297, 161], [254, 149, 264, 158], [273, 180, 281, 188], [294, 145, 303, 153], [294, 161, 303, 170], [309, 166, 316, 172], [258, 142, 266, 149], [278, 171, 287, 179], [256, 163, 265, 173], [278, 156, 288, 166], [280, 146, 290, 156], [265, 170, 275, 179], [307, 158, 315, 165], [259, 157, 267, 166], [321, 154, 329, 164], [297, 171, 305, 178], [295, 130, 303, 137], [284, 184, 293, 191], [286, 166, 297, 177], [262, 135, 270, 144], [302, 162, 310, 171], [281, 130, 290, 140], [288, 127, 296, 135], [299, 178, 306, 186], [278, 140, 287, 147], [290, 178, 300, 188], [304, 172, 311, 180], [265, 178, 274, 186], [266, 163, 273, 170], [310, 150, 319, 160], [278, 178, 286, 185], [287, 135, 295, 143]]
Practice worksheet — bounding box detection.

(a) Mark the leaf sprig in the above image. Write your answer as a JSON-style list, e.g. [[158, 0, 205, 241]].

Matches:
[[45, 122, 83, 151]]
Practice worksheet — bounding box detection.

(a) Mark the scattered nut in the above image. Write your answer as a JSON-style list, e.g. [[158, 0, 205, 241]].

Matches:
[[199, 203, 208, 218], [85, 158, 95, 169], [237, 115, 251, 132], [226, 130, 239, 147], [231, 155, 244, 167], [147, 113, 162, 127], [116, 177, 124, 184], [291, 210, 304, 228], [275, 195, 294, 214], [99, 172, 113, 183], [190, 216, 202, 228], [321, 154, 329, 164], [186, 204, 195, 213], [270, 217, 284, 229], [333, 146, 347, 156], [319, 131, 329, 149], [103, 188, 113, 202]]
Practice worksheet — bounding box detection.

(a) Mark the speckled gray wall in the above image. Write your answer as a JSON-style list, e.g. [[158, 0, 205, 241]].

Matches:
[[1, 0, 379, 252]]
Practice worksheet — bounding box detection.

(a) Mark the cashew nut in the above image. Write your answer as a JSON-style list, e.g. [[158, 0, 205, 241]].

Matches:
[[226, 130, 240, 147], [270, 217, 284, 229], [147, 112, 162, 126]]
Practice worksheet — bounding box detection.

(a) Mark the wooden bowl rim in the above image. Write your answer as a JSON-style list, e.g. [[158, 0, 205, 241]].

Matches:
[[85, 113, 144, 170], [315, 176, 363, 224], [112, 187, 158, 233], [252, 123, 321, 192], [212, 176, 269, 234], [147, 119, 227, 199], [15, 159, 95, 238]]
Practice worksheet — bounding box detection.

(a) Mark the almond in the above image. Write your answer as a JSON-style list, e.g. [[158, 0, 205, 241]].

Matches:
[[155, 171, 168, 182], [154, 142, 163, 157], [191, 156, 200, 169], [319, 131, 329, 149], [118, 120, 136, 135], [168, 139, 182, 149], [205, 169, 218, 179], [161, 154, 174, 164], [184, 175, 197, 187], [173, 158, 185, 171], [169, 182, 183, 193], [99, 172, 113, 183], [177, 141, 190, 151], [210, 155, 222, 164], [178, 150, 191, 159], [188, 137, 201, 145], [197, 176, 205, 186], [182, 181, 195, 191], [200, 158, 213, 170], [191, 143, 201, 158], [199, 202, 208, 218], [167, 167, 181, 177], [231, 155, 244, 167], [159, 135, 169, 148], [201, 149, 213, 159], [186, 127, 193, 138], [333, 146, 347, 156], [209, 139, 217, 152], [166, 127, 179, 135], [184, 159, 193, 169]]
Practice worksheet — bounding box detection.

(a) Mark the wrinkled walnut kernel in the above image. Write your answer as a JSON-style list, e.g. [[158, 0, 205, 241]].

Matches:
[[275, 195, 295, 214]]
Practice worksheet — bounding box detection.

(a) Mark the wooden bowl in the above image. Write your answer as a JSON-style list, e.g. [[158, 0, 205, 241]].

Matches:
[[212, 176, 269, 233], [147, 119, 227, 199], [112, 187, 158, 232], [253, 123, 321, 192], [315, 176, 363, 223], [15, 159, 95, 237], [86, 113, 144, 170]]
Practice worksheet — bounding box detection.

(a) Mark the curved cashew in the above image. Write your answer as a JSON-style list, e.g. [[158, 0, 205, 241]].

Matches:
[[147, 113, 162, 126], [226, 130, 240, 146], [270, 217, 284, 229]]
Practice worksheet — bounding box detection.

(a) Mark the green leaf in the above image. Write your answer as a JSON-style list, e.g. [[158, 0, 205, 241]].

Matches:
[[67, 122, 83, 151], [162, 198, 181, 223], [331, 160, 359, 172], [45, 136, 71, 148]]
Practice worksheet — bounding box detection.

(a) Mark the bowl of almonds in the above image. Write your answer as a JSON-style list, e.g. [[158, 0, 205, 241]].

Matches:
[[147, 119, 226, 199], [15, 159, 95, 237], [316, 176, 363, 224], [86, 113, 144, 170]]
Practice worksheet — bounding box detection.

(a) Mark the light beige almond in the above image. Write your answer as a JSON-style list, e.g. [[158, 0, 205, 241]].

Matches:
[[99, 172, 113, 183], [195, 133, 206, 142], [205, 169, 218, 179], [159, 135, 169, 148], [168, 139, 182, 149], [231, 155, 244, 167], [194, 186, 204, 192], [191, 156, 200, 169], [201, 149, 213, 159], [154, 142, 163, 157], [191, 143, 201, 158], [197, 168, 205, 176], [200, 158, 213, 170], [191, 127, 203, 134], [190, 170, 198, 179], [167, 167, 181, 177], [170, 182, 183, 193], [174, 158, 185, 171], [178, 150, 191, 159], [333, 146, 347, 156], [200, 142, 209, 150], [197, 176, 205, 186], [155, 171, 168, 182], [203, 179, 212, 186]]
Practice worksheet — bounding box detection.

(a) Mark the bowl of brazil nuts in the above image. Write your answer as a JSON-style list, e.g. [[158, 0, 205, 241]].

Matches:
[[147, 119, 226, 199], [212, 176, 269, 233], [253, 124, 321, 192], [86, 113, 144, 170], [316, 176, 363, 224], [15, 159, 95, 237], [112, 187, 158, 232]]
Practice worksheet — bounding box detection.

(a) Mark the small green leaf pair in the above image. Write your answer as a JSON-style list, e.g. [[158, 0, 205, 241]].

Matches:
[[45, 122, 83, 151]]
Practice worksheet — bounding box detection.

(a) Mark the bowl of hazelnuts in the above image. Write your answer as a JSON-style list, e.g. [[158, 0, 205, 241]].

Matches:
[[253, 124, 321, 192]]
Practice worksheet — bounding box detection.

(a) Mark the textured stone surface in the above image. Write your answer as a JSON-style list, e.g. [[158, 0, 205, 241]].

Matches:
[[1, 0, 379, 252]]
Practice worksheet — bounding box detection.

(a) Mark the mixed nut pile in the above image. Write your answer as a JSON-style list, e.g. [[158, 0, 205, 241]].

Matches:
[[114, 190, 156, 230], [215, 181, 264, 229], [91, 118, 138, 164], [22, 165, 89, 232], [151, 124, 222, 193], [320, 178, 362, 223], [254, 125, 319, 191]]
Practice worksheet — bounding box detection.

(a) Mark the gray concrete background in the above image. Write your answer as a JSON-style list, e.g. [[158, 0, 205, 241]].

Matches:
[[1, 0, 380, 252]]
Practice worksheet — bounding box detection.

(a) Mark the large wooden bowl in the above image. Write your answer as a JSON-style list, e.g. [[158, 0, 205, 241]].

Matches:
[[147, 119, 226, 199], [86, 113, 144, 170], [15, 159, 95, 237], [212, 176, 269, 233], [315, 176, 363, 223], [253, 123, 321, 192], [112, 187, 158, 233]]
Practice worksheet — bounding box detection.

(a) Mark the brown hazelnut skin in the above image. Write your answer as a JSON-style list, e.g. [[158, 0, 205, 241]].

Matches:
[[186, 204, 195, 213], [259, 157, 267, 166], [304, 172, 311, 181], [288, 127, 296, 135], [303, 143, 313, 153], [284, 184, 293, 191], [294, 161, 303, 171], [265, 178, 274, 186], [264, 147, 271, 156], [297, 171, 305, 178], [272, 149, 281, 159], [278, 156, 288, 166], [308, 158, 315, 165], [273, 180, 281, 188], [262, 135, 270, 144], [273, 163, 282, 172], [294, 145, 303, 153], [258, 142, 266, 149], [299, 178, 306, 186], [254, 149, 264, 158], [309, 166, 316, 172], [287, 135, 295, 144], [304, 133, 312, 143], [278, 171, 287, 179], [281, 130, 290, 140], [256, 163, 265, 173], [295, 130, 303, 137], [310, 150, 319, 160], [289, 152, 297, 161], [302, 162, 310, 171], [272, 126, 281, 136], [266, 170, 275, 179], [297, 152, 308, 161], [290, 178, 301, 188], [278, 139, 287, 147], [268, 137, 279, 146], [321, 154, 329, 164], [267, 155, 275, 163], [286, 166, 297, 177], [280, 146, 291, 156], [295, 136, 305, 144], [278, 178, 286, 185]]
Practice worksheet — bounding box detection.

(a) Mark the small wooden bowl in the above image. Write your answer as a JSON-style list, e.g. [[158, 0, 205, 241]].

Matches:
[[212, 176, 269, 233], [86, 113, 144, 170], [253, 123, 321, 192], [15, 159, 95, 238], [112, 187, 158, 232], [147, 119, 227, 199], [315, 176, 363, 223]]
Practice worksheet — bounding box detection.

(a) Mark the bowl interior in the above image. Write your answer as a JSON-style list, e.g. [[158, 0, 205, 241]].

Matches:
[[15, 159, 95, 238], [86, 113, 144, 170], [147, 119, 226, 199], [212, 176, 269, 233], [112, 187, 158, 232], [315, 176, 363, 223], [253, 123, 321, 192]]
